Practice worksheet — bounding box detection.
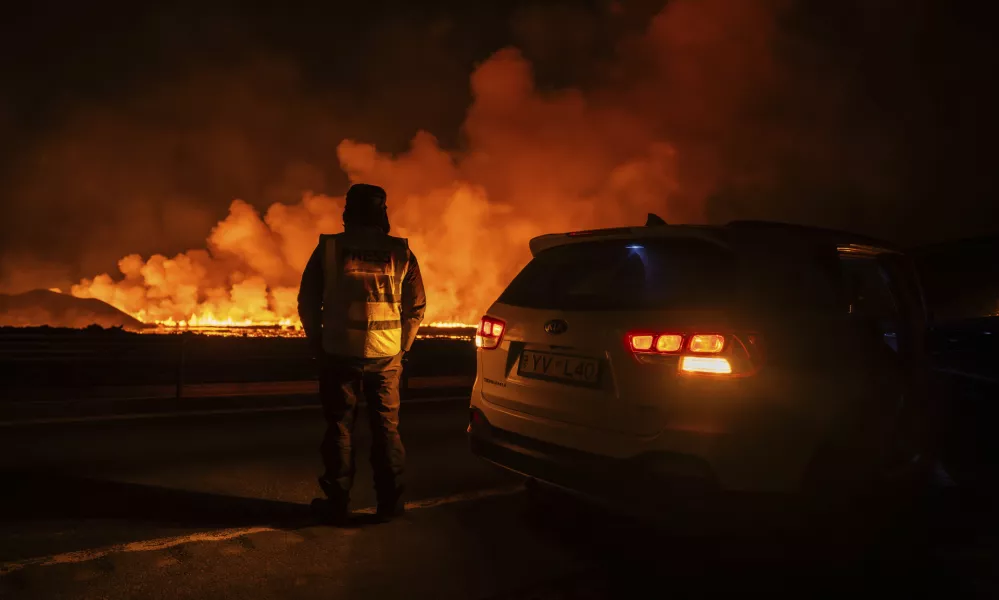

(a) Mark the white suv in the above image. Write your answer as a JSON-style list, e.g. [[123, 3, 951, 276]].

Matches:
[[468, 221, 931, 507]]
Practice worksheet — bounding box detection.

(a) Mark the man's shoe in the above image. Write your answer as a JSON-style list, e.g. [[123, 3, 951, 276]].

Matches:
[[311, 497, 350, 526]]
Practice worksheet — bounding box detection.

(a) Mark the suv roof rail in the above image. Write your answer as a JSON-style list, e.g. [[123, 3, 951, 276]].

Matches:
[[725, 220, 896, 249]]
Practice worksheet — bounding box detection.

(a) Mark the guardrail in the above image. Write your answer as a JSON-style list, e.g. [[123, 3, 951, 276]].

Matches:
[[3, 376, 475, 403], [0, 329, 476, 394], [0, 374, 477, 426], [0, 330, 476, 427]]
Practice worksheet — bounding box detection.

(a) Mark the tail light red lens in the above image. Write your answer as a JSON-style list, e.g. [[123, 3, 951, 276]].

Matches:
[[688, 334, 725, 353], [476, 316, 506, 350], [627, 334, 655, 351], [626, 332, 683, 354], [655, 334, 683, 353], [626, 331, 762, 377]]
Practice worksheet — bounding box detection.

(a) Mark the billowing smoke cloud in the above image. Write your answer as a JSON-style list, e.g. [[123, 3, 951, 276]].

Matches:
[[64, 0, 803, 325], [12, 0, 997, 327]]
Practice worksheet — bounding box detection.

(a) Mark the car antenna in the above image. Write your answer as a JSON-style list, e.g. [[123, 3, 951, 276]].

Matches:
[[646, 213, 668, 226]]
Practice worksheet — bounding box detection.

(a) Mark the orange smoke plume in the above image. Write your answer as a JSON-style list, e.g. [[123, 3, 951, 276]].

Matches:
[[71, 0, 781, 327]]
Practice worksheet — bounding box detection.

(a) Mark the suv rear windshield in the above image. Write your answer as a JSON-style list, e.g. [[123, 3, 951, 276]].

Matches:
[[498, 238, 735, 311]]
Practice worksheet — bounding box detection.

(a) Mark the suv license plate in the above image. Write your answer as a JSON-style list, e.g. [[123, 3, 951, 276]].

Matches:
[[518, 350, 600, 385]]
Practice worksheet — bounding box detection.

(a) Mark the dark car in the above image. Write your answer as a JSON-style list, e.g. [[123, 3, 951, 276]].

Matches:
[[469, 220, 934, 513]]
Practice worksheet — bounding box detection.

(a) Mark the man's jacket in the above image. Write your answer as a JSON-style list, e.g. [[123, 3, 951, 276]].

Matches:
[[298, 227, 427, 358]]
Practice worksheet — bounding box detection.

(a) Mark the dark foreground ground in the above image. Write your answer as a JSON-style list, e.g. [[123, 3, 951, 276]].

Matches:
[[1, 319, 997, 598], [1, 400, 998, 599]]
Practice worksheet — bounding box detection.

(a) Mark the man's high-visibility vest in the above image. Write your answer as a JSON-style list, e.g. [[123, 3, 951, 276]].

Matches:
[[320, 229, 411, 358]]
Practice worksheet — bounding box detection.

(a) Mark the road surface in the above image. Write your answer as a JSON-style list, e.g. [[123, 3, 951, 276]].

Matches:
[[1, 400, 996, 599]]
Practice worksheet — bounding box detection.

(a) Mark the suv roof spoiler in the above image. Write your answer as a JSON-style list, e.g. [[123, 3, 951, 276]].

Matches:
[[528, 224, 729, 257], [528, 229, 633, 256], [528, 213, 672, 255]]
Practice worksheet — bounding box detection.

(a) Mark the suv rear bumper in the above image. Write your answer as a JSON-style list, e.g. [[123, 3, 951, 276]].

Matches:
[[469, 387, 818, 494], [468, 408, 719, 505]]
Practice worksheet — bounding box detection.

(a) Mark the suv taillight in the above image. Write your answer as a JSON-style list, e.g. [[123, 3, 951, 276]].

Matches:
[[476, 316, 506, 350], [625, 331, 761, 377], [627, 332, 683, 354]]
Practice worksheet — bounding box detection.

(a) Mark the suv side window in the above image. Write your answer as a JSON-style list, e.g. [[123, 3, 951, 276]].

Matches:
[[839, 255, 902, 352]]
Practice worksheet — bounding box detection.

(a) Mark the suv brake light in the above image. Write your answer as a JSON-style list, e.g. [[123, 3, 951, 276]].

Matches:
[[627, 334, 655, 351], [656, 334, 683, 352], [476, 316, 506, 350], [689, 334, 725, 353], [626, 332, 685, 354], [625, 331, 762, 377]]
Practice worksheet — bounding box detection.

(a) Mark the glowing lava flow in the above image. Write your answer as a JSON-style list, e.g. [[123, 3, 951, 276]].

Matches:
[[140, 311, 475, 338], [147, 315, 473, 329], [152, 314, 299, 329]]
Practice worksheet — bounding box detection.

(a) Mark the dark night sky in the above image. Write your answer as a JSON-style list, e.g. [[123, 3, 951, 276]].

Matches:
[[1, 0, 997, 293]]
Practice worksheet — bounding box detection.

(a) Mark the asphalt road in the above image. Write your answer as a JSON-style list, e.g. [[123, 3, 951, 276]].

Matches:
[[1, 401, 997, 599]]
